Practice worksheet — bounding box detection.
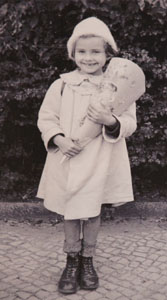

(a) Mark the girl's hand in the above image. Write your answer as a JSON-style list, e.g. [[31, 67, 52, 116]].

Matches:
[[53, 135, 83, 158], [87, 104, 117, 126]]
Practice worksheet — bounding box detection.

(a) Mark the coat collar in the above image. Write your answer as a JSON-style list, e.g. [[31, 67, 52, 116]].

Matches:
[[60, 69, 103, 87]]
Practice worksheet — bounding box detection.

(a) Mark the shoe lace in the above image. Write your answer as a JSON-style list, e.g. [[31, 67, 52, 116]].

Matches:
[[65, 257, 79, 278], [83, 258, 94, 275]]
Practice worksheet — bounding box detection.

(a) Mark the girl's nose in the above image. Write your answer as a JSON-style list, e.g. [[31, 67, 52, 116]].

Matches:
[[84, 52, 92, 60]]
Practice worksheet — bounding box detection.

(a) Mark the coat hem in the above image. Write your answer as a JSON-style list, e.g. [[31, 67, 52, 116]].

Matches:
[[43, 201, 101, 220], [43, 197, 134, 220], [102, 197, 134, 204]]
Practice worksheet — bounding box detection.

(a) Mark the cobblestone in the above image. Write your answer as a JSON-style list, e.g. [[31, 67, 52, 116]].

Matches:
[[0, 218, 167, 300]]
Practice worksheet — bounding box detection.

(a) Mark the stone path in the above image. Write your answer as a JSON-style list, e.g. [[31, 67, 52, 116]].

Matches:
[[0, 218, 167, 300]]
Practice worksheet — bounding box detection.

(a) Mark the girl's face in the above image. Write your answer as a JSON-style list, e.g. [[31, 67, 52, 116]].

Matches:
[[74, 36, 107, 75]]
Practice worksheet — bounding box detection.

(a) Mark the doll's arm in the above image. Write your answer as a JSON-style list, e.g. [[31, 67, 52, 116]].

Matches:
[[103, 102, 137, 143], [37, 79, 64, 151]]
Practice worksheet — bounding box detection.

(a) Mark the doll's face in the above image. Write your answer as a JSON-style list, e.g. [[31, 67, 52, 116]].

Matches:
[[74, 36, 107, 75]]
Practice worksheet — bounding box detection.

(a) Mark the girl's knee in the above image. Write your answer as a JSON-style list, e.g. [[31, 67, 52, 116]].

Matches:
[[85, 215, 101, 224]]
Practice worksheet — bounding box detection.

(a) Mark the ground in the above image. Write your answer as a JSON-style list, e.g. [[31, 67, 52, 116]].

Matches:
[[1, 215, 167, 300]]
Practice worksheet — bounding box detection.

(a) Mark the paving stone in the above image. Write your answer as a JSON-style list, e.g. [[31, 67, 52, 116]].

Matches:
[[134, 256, 146, 263], [119, 287, 136, 297], [82, 291, 104, 300], [129, 261, 140, 267], [118, 280, 132, 289], [42, 284, 57, 292], [104, 290, 122, 299], [161, 269, 167, 276], [36, 290, 51, 299], [16, 291, 31, 299], [96, 287, 108, 294], [159, 285, 167, 294], [0, 291, 10, 299], [156, 275, 167, 285], [147, 283, 165, 292], [141, 259, 153, 266], [149, 254, 160, 260], [23, 285, 39, 293], [65, 293, 83, 300], [147, 272, 161, 280], [157, 263, 167, 270], [117, 297, 129, 300], [121, 249, 133, 255], [103, 282, 118, 290], [77, 289, 89, 296], [157, 255, 167, 262], [152, 261, 162, 268], [152, 293, 167, 300], [132, 295, 147, 300], [133, 251, 147, 258]]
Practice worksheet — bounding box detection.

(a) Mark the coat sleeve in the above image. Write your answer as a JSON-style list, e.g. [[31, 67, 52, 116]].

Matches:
[[102, 102, 137, 143], [37, 78, 64, 151]]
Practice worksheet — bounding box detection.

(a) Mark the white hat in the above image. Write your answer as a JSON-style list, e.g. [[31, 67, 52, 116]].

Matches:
[[67, 17, 118, 59]]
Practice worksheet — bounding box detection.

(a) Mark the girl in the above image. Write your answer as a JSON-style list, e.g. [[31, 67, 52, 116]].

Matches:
[[37, 17, 137, 294]]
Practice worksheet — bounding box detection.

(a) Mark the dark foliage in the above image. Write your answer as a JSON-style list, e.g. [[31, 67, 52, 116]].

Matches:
[[0, 0, 167, 201]]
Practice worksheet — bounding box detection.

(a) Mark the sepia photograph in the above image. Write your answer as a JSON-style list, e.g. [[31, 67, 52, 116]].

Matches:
[[0, 0, 167, 299]]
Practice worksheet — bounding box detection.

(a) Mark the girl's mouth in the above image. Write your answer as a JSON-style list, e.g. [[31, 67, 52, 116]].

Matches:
[[82, 63, 97, 66]]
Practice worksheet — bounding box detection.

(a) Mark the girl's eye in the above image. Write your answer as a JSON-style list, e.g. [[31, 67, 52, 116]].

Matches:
[[77, 50, 85, 53], [93, 50, 100, 53]]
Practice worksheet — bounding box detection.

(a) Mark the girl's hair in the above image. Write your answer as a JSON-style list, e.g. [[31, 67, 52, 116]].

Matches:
[[71, 34, 114, 61]]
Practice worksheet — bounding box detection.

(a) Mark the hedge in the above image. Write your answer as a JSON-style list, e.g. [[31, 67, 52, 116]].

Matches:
[[0, 0, 167, 201]]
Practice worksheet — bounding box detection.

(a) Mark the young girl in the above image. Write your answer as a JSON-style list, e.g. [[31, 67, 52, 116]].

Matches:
[[37, 17, 137, 294]]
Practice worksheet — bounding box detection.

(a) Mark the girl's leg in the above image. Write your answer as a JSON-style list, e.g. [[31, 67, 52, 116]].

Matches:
[[63, 219, 82, 254], [58, 219, 82, 294], [80, 215, 101, 290], [82, 215, 101, 257]]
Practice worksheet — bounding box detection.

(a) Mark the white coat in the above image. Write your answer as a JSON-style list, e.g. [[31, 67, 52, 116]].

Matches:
[[37, 69, 137, 220]]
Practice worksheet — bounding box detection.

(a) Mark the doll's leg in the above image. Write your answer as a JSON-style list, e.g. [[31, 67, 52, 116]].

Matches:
[[80, 215, 101, 290], [58, 219, 81, 294]]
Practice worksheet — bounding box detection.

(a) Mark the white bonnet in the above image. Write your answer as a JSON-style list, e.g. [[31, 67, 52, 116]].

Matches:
[[67, 17, 118, 59]]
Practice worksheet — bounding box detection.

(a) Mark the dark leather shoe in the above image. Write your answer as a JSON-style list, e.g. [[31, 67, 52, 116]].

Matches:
[[80, 256, 99, 290], [58, 254, 80, 294]]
